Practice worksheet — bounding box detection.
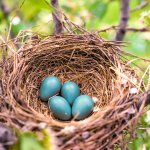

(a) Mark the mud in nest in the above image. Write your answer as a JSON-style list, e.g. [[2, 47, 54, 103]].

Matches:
[[0, 32, 149, 149]]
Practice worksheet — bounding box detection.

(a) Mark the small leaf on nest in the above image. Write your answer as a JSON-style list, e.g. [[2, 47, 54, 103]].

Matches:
[[61, 126, 76, 134], [121, 79, 128, 85], [93, 106, 100, 112], [38, 122, 47, 130], [92, 96, 98, 103], [129, 87, 138, 94]]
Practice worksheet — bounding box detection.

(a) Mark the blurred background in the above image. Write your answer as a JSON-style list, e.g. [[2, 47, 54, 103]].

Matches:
[[0, 0, 150, 149], [0, 0, 150, 59]]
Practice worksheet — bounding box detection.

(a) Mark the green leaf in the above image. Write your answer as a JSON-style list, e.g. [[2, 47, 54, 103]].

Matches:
[[101, 1, 119, 24], [10, 130, 52, 150], [20, 133, 45, 150], [20, 0, 51, 21], [129, 138, 143, 150], [89, 1, 108, 18], [140, 10, 150, 26], [39, 130, 52, 150], [12, 23, 26, 35]]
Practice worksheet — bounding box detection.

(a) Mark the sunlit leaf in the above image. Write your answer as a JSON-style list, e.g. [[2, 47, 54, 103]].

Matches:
[[88, 1, 108, 18], [140, 10, 150, 25], [10, 130, 52, 150]]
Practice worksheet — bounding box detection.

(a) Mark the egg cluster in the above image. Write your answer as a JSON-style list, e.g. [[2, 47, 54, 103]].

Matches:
[[39, 76, 94, 121]]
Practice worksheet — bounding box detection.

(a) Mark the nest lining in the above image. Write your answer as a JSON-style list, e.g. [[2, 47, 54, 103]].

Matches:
[[0, 32, 148, 149]]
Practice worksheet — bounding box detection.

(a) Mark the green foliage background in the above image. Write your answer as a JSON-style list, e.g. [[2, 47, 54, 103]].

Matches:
[[10, 130, 52, 150], [0, 0, 150, 149]]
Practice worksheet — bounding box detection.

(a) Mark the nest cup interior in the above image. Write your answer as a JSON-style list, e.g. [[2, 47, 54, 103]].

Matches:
[[7, 34, 117, 121]]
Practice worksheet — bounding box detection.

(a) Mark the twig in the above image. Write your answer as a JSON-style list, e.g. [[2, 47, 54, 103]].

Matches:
[[115, 0, 130, 41], [125, 27, 150, 32], [98, 25, 118, 32], [131, 1, 149, 12], [99, 26, 150, 33], [51, 0, 64, 34], [19, 0, 26, 9]]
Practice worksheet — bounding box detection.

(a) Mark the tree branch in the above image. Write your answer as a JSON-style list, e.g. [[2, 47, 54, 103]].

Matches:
[[51, 0, 63, 35], [131, 1, 148, 12], [125, 27, 150, 32], [99, 26, 150, 33], [115, 0, 130, 41]]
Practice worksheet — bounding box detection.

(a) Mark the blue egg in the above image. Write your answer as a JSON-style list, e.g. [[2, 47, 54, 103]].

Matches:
[[48, 96, 72, 121], [61, 81, 80, 105], [40, 76, 61, 101], [72, 95, 94, 120]]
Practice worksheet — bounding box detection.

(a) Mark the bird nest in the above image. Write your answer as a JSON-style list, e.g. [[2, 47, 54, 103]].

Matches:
[[0, 30, 149, 149]]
